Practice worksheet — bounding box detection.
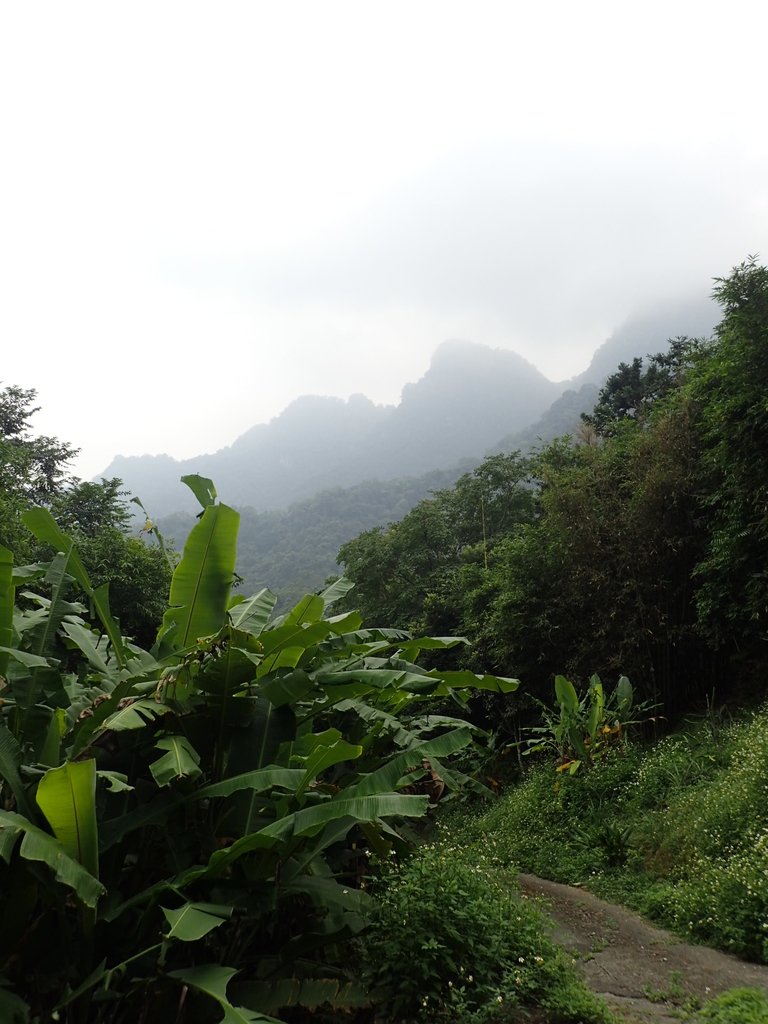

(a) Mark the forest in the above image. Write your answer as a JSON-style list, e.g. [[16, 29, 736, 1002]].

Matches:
[[0, 258, 767, 1023], [339, 259, 768, 724]]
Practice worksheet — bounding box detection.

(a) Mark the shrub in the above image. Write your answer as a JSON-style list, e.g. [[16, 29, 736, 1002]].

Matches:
[[699, 987, 768, 1024], [359, 845, 614, 1023]]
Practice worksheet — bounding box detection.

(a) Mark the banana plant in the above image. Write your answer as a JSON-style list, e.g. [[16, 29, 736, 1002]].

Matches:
[[0, 476, 519, 1023], [520, 673, 652, 774]]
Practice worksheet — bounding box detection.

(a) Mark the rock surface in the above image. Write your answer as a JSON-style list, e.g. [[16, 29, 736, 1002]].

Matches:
[[519, 873, 768, 1023]]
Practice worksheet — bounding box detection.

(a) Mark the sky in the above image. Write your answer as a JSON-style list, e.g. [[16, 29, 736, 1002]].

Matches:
[[2, 1, 767, 480]]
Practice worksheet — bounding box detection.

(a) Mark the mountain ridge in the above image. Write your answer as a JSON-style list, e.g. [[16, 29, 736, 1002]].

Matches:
[[102, 294, 718, 519]]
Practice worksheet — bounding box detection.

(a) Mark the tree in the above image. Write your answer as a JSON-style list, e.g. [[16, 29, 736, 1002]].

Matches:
[[338, 453, 534, 638], [687, 257, 768, 649], [0, 387, 171, 644], [0, 385, 78, 560], [45, 478, 172, 646], [582, 338, 703, 437]]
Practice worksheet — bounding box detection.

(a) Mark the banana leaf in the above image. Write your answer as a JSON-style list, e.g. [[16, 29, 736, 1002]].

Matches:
[[36, 759, 99, 878], [157, 502, 240, 652], [0, 810, 104, 907], [0, 546, 14, 678], [21, 509, 127, 666]]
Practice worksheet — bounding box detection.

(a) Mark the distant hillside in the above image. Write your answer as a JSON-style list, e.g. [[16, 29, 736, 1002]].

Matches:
[[156, 463, 474, 607], [569, 293, 718, 387], [145, 294, 721, 604], [497, 294, 718, 454], [102, 340, 561, 518]]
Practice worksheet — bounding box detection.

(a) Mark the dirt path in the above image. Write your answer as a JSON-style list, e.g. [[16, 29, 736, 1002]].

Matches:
[[518, 874, 768, 1023]]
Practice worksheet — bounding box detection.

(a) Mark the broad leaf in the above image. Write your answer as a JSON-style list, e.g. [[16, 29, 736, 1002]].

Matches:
[[98, 698, 171, 732], [20, 509, 126, 665], [169, 965, 279, 1024], [0, 811, 104, 906], [318, 576, 355, 606], [0, 725, 34, 818], [158, 502, 240, 651], [555, 674, 579, 713], [0, 982, 30, 1023], [0, 648, 50, 669], [36, 759, 99, 878], [285, 594, 324, 626], [28, 552, 70, 659], [162, 902, 232, 941], [261, 792, 429, 840], [196, 767, 304, 800], [181, 474, 218, 510], [61, 620, 109, 674], [294, 730, 362, 797], [0, 546, 14, 678], [349, 727, 473, 798], [228, 588, 276, 636], [150, 735, 202, 787]]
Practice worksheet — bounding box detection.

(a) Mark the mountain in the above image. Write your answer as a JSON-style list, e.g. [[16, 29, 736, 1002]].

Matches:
[[101, 340, 561, 517], [569, 293, 718, 387], [496, 293, 719, 455], [136, 296, 722, 604], [102, 297, 719, 521]]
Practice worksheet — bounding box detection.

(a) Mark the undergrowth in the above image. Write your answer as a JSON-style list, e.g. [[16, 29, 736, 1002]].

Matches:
[[441, 704, 768, 963], [358, 844, 615, 1023]]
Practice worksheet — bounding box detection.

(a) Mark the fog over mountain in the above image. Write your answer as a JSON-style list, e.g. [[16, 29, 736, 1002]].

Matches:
[[102, 294, 718, 519]]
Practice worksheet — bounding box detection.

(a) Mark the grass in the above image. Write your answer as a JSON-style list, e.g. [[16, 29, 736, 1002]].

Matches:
[[438, 703, 768, 963], [357, 843, 617, 1023]]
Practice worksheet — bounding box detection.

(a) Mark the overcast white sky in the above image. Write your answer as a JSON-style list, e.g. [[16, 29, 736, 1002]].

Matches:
[[2, 1, 767, 480]]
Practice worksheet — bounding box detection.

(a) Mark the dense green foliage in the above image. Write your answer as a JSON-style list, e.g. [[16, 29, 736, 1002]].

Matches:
[[156, 464, 472, 609], [0, 476, 523, 1023], [447, 703, 768, 963], [0, 385, 78, 562], [699, 988, 768, 1024], [360, 845, 613, 1023], [339, 259, 768, 721], [0, 389, 172, 644]]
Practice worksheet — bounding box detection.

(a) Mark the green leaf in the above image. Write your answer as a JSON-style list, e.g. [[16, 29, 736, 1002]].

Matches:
[[27, 552, 70, 659], [0, 725, 34, 818], [397, 635, 469, 661], [169, 965, 279, 1024], [228, 588, 276, 635], [208, 793, 429, 870], [20, 509, 127, 666], [0, 647, 50, 669], [150, 735, 202, 787], [97, 771, 133, 793], [261, 792, 429, 840], [615, 674, 633, 715], [162, 902, 232, 941], [295, 730, 362, 797], [98, 698, 171, 732], [318, 576, 355, 606], [285, 594, 325, 626], [36, 760, 99, 878], [196, 767, 304, 800], [257, 670, 314, 707], [61, 620, 109, 674], [0, 546, 14, 678], [0, 810, 104, 906], [555, 674, 579, 713], [181, 474, 218, 510], [0, 982, 30, 1023], [158, 502, 240, 652], [423, 669, 520, 695], [349, 727, 473, 798]]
